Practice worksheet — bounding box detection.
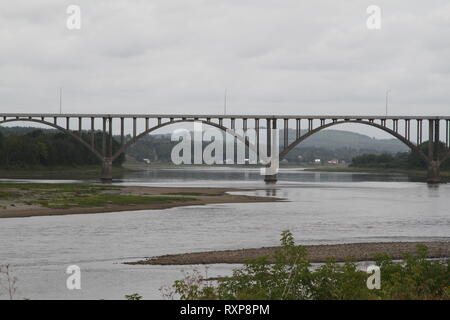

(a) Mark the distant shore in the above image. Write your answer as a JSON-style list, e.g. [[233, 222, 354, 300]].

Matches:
[[0, 183, 281, 218], [128, 241, 450, 265], [2, 163, 448, 179], [0, 165, 130, 180], [303, 166, 450, 179]]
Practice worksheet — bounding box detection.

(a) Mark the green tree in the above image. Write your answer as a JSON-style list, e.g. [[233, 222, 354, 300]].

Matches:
[[0, 129, 125, 168]]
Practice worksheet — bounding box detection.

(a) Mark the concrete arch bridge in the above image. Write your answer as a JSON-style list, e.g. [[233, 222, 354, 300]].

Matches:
[[1, 114, 449, 183]]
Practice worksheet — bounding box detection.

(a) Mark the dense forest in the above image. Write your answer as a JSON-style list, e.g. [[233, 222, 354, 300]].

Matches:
[[0, 128, 125, 168], [351, 142, 450, 170]]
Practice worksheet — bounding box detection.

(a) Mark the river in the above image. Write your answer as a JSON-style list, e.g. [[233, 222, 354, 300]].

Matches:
[[0, 168, 449, 299]]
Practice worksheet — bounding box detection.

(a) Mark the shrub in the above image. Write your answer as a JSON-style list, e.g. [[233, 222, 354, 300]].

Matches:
[[171, 231, 450, 300]]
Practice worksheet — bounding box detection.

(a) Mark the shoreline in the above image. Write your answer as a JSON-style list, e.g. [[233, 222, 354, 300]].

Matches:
[[128, 241, 450, 265], [0, 165, 130, 180], [0, 185, 282, 219], [303, 166, 450, 178]]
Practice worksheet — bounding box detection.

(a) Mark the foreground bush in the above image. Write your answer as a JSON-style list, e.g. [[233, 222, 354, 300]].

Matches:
[[171, 231, 450, 300]]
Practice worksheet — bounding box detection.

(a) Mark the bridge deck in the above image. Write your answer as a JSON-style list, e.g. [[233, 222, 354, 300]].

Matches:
[[0, 113, 448, 120]]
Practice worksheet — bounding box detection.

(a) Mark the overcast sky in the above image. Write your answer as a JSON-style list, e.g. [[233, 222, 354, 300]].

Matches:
[[1, 0, 449, 121]]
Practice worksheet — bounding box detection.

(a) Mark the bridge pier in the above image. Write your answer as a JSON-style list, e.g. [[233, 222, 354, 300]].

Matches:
[[101, 157, 113, 183], [427, 161, 441, 184], [264, 174, 278, 184], [426, 119, 443, 184]]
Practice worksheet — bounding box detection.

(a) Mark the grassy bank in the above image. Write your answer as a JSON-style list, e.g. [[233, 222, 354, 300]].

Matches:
[[0, 183, 278, 218], [34, 194, 195, 210], [0, 182, 195, 210], [0, 165, 130, 179]]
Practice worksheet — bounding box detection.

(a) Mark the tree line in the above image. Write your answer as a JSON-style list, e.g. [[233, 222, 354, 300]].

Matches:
[[0, 129, 124, 168], [351, 142, 450, 170], [1, 126, 447, 170]]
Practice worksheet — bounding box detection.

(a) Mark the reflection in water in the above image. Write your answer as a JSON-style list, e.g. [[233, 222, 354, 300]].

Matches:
[[0, 168, 448, 300], [118, 166, 422, 184], [265, 188, 278, 197]]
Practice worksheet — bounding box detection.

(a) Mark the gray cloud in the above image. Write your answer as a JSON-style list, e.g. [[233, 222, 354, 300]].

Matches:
[[0, 0, 449, 131]]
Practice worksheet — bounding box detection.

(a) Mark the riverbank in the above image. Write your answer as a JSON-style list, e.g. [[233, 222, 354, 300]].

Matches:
[[303, 166, 450, 180], [0, 165, 130, 180], [129, 241, 450, 265], [0, 183, 281, 218]]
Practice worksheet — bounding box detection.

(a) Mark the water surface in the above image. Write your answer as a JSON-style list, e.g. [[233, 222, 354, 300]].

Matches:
[[0, 168, 448, 299]]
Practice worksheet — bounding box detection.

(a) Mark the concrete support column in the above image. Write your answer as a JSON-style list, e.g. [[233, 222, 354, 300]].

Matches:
[[434, 119, 440, 161], [120, 117, 125, 146], [283, 118, 288, 149], [108, 117, 113, 158], [264, 118, 278, 184], [90, 117, 95, 148], [427, 160, 441, 184], [102, 118, 106, 157], [101, 157, 113, 183], [255, 119, 260, 162], [264, 174, 278, 183], [428, 120, 434, 160], [426, 119, 442, 184]]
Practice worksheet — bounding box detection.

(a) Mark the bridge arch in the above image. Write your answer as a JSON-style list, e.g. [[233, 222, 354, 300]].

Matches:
[[112, 119, 255, 161], [279, 119, 430, 164], [441, 151, 450, 164], [0, 117, 257, 170], [0, 118, 104, 162]]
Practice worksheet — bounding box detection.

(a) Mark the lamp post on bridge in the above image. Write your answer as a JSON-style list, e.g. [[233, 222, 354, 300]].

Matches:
[[224, 88, 227, 115], [59, 87, 63, 114], [385, 89, 391, 116]]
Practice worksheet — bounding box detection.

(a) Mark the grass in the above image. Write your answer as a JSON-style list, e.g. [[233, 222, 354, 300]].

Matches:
[[0, 191, 20, 200], [0, 182, 197, 210], [165, 192, 223, 196], [32, 194, 196, 209], [0, 165, 129, 179], [0, 182, 119, 191]]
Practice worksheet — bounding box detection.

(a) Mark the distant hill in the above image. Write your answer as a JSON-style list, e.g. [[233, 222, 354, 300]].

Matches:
[[282, 129, 408, 153], [144, 128, 408, 153]]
